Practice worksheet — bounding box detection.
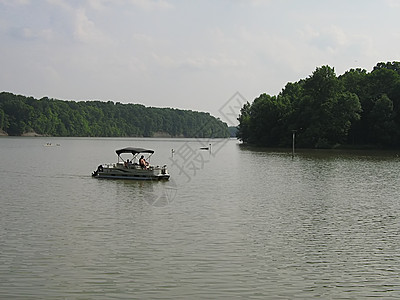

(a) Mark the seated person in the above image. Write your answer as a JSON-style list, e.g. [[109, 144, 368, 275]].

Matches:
[[124, 159, 132, 168], [139, 155, 148, 169]]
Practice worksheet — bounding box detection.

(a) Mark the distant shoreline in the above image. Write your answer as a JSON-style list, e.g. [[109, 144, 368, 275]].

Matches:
[[239, 142, 400, 151], [0, 132, 232, 139]]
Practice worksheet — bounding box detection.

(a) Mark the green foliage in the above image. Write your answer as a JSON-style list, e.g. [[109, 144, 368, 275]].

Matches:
[[238, 62, 400, 148], [0, 93, 229, 138]]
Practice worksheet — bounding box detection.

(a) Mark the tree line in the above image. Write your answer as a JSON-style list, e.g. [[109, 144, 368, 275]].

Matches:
[[0, 92, 229, 138], [238, 61, 400, 148]]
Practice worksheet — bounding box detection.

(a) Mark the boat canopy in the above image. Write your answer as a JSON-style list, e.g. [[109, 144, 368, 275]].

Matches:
[[116, 147, 155, 155]]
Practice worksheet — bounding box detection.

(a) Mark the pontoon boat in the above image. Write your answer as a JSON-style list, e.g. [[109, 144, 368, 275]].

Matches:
[[92, 147, 170, 180]]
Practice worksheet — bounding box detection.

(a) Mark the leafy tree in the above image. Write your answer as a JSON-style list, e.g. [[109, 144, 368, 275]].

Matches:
[[236, 63, 399, 149], [0, 92, 230, 138], [237, 101, 253, 143], [294, 66, 356, 147], [0, 108, 6, 130], [368, 94, 397, 146]]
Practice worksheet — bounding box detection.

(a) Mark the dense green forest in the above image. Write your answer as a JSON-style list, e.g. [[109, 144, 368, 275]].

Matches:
[[238, 61, 400, 148], [0, 92, 229, 138]]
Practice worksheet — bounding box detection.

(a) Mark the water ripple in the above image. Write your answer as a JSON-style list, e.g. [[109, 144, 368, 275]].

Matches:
[[1, 139, 400, 298]]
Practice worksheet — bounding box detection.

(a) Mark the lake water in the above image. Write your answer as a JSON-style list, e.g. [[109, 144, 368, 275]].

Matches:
[[1, 137, 400, 299]]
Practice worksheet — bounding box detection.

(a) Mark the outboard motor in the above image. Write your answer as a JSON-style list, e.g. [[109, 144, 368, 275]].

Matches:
[[92, 165, 103, 177]]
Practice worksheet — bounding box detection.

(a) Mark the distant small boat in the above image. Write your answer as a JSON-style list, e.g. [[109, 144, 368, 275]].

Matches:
[[43, 142, 60, 147], [200, 144, 211, 151], [92, 147, 170, 180]]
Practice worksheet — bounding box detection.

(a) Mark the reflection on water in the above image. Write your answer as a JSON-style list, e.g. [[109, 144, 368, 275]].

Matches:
[[103, 178, 178, 207], [1, 137, 400, 299], [237, 146, 400, 298]]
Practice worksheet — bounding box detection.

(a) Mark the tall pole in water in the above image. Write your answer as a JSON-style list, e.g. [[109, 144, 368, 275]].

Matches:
[[292, 130, 297, 158]]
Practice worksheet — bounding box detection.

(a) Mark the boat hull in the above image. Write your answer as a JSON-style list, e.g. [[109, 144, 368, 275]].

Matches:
[[93, 172, 170, 180]]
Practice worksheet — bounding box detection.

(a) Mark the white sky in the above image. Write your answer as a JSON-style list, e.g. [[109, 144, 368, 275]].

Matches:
[[1, 0, 399, 124]]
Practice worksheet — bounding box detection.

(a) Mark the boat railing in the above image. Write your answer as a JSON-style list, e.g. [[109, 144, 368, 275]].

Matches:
[[102, 162, 167, 171]]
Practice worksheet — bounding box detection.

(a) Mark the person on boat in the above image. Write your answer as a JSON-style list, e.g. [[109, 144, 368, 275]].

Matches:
[[139, 155, 148, 169], [124, 159, 131, 168]]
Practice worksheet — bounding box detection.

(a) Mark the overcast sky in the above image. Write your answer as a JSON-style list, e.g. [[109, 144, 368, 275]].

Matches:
[[1, 0, 399, 124]]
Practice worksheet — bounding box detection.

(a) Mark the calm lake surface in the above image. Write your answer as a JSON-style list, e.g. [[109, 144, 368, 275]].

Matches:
[[1, 137, 400, 299]]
